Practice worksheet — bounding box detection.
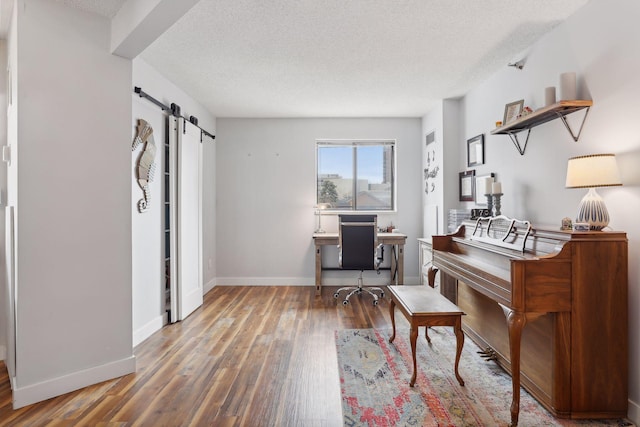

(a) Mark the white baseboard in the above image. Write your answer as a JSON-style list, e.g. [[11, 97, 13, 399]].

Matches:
[[214, 277, 313, 286], [628, 398, 639, 425], [203, 277, 216, 294], [0, 344, 6, 361], [12, 355, 136, 409], [214, 276, 421, 287], [133, 314, 164, 347]]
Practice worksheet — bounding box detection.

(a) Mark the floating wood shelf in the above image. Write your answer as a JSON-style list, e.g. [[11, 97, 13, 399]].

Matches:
[[491, 100, 592, 155]]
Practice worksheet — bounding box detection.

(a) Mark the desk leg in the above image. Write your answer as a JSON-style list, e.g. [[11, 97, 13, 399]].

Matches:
[[397, 243, 404, 285], [315, 244, 322, 296], [390, 246, 397, 285]]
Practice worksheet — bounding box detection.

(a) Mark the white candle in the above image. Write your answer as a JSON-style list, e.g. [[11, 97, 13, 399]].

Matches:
[[485, 180, 492, 195], [560, 72, 576, 100], [492, 182, 502, 194], [545, 86, 556, 106]]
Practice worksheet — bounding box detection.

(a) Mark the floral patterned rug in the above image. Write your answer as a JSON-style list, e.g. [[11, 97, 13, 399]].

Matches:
[[336, 328, 634, 427]]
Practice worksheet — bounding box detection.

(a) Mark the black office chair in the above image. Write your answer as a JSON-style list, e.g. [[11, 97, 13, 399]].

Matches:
[[333, 215, 384, 306]]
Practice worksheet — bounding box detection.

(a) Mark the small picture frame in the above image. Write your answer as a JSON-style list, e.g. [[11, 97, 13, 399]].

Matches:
[[467, 134, 485, 167], [503, 99, 524, 124], [459, 170, 475, 202], [474, 173, 495, 205]]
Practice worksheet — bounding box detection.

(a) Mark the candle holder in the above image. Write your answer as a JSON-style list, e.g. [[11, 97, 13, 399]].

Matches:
[[485, 193, 493, 217], [492, 193, 503, 216]]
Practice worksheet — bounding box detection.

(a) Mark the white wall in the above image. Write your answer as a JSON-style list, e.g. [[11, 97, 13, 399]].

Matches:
[[421, 102, 443, 236], [442, 100, 462, 220], [7, 0, 135, 408], [425, 0, 640, 421], [421, 99, 463, 237], [131, 58, 216, 346], [216, 118, 422, 285]]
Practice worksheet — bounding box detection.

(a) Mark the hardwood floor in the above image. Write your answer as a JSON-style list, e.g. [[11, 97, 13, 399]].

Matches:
[[0, 286, 396, 426]]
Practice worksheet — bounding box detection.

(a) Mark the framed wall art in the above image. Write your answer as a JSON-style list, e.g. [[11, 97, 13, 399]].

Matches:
[[467, 134, 485, 167], [474, 173, 495, 205], [459, 170, 475, 202]]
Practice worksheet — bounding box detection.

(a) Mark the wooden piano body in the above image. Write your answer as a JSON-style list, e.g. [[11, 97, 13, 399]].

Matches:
[[431, 218, 628, 425]]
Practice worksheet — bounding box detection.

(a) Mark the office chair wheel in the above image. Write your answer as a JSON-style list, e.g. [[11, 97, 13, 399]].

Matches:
[[342, 300, 349, 305], [333, 292, 340, 298], [380, 291, 385, 298], [372, 300, 379, 306]]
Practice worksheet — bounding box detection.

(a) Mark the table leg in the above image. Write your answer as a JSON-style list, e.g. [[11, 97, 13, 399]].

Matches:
[[453, 317, 465, 386], [388, 299, 396, 343], [409, 323, 418, 387], [315, 244, 322, 295], [397, 243, 404, 285], [390, 245, 398, 285]]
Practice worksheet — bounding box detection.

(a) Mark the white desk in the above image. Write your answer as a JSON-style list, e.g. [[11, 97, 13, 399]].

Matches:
[[312, 232, 407, 295]]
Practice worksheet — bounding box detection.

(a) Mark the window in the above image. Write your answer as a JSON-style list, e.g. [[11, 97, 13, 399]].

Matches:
[[316, 140, 395, 211]]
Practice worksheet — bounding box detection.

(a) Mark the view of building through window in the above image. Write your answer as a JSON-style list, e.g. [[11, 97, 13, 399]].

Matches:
[[317, 140, 395, 210]]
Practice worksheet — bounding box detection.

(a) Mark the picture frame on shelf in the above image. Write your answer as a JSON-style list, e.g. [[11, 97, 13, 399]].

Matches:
[[474, 173, 495, 205], [459, 170, 475, 202], [503, 99, 524, 124], [467, 134, 485, 167]]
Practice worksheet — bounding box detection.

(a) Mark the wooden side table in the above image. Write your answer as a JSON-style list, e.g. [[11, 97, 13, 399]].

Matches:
[[387, 285, 466, 387]]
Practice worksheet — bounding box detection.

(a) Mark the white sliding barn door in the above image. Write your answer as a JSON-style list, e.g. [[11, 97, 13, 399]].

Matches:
[[4, 206, 16, 379], [168, 117, 203, 322]]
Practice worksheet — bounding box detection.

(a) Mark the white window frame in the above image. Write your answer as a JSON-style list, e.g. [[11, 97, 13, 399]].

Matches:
[[315, 139, 397, 213]]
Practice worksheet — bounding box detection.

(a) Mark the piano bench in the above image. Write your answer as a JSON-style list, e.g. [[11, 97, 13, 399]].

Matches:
[[387, 285, 466, 387]]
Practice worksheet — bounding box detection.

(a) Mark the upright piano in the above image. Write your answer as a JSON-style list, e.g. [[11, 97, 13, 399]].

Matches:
[[430, 217, 628, 426]]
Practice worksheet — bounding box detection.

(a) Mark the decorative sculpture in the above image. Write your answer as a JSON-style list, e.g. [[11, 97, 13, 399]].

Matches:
[[424, 132, 439, 195], [132, 119, 156, 213]]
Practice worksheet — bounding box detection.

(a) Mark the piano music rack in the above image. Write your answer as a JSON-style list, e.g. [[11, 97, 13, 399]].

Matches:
[[470, 215, 532, 253]]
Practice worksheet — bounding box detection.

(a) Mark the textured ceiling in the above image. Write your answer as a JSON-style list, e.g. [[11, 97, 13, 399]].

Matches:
[[55, 0, 127, 18], [61, 0, 590, 118]]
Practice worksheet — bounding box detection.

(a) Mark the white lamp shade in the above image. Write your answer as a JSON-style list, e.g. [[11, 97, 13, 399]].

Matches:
[[566, 153, 622, 231], [565, 154, 622, 188]]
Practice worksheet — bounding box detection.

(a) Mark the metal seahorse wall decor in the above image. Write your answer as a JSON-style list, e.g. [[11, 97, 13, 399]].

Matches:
[[132, 119, 156, 213]]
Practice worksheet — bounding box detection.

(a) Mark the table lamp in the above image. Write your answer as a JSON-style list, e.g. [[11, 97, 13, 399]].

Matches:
[[314, 203, 331, 233], [565, 153, 622, 230]]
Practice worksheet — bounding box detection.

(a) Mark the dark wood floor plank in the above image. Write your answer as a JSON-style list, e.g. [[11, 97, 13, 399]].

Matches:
[[0, 286, 392, 426]]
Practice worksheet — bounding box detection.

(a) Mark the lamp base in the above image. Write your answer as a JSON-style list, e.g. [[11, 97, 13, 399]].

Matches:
[[315, 210, 325, 233], [575, 187, 609, 231]]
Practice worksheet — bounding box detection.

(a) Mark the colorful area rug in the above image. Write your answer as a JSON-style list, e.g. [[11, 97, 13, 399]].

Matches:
[[336, 328, 634, 427]]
